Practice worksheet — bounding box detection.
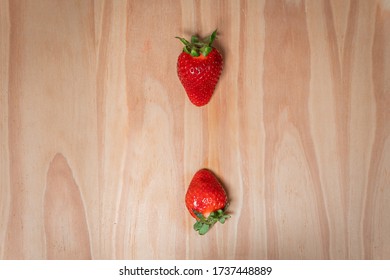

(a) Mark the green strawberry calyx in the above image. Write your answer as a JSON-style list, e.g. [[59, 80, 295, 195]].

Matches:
[[175, 30, 218, 57], [192, 203, 230, 235]]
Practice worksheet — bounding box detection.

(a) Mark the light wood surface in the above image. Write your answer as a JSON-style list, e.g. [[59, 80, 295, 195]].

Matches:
[[1, 0, 390, 260]]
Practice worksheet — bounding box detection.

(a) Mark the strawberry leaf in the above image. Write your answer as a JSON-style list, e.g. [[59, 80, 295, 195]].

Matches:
[[193, 210, 204, 220], [176, 30, 219, 57], [193, 221, 203, 231], [208, 30, 217, 46], [191, 207, 231, 235], [200, 46, 212, 57], [191, 35, 199, 44], [190, 49, 200, 57], [175, 36, 191, 46], [199, 224, 210, 235], [183, 46, 191, 55]]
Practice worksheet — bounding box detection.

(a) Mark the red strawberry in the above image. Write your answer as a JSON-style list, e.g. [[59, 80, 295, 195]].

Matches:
[[176, 30, 223, 107], [185, 169, 230, 235]]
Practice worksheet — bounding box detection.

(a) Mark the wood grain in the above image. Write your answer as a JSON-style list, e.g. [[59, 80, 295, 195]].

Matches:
[[1, 0, 389, 259]]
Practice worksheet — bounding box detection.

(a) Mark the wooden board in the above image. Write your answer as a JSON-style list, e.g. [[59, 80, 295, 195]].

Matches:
[[1, 0, 390, 260]]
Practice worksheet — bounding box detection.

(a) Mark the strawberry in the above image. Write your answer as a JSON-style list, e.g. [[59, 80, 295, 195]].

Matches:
[[176, 30, 223, 107], [185, 169, 230, 235]]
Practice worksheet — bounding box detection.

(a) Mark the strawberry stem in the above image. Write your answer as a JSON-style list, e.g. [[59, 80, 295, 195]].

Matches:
[[176, 30, 218, 57]]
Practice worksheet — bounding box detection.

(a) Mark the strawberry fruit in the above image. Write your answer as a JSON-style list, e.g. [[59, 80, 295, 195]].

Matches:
[[176, 30, 223, 107], [185, 169, 230, 235]]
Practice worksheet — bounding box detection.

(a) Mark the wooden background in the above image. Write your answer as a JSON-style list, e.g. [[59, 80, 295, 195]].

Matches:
[[1, 0, 390, 260]]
